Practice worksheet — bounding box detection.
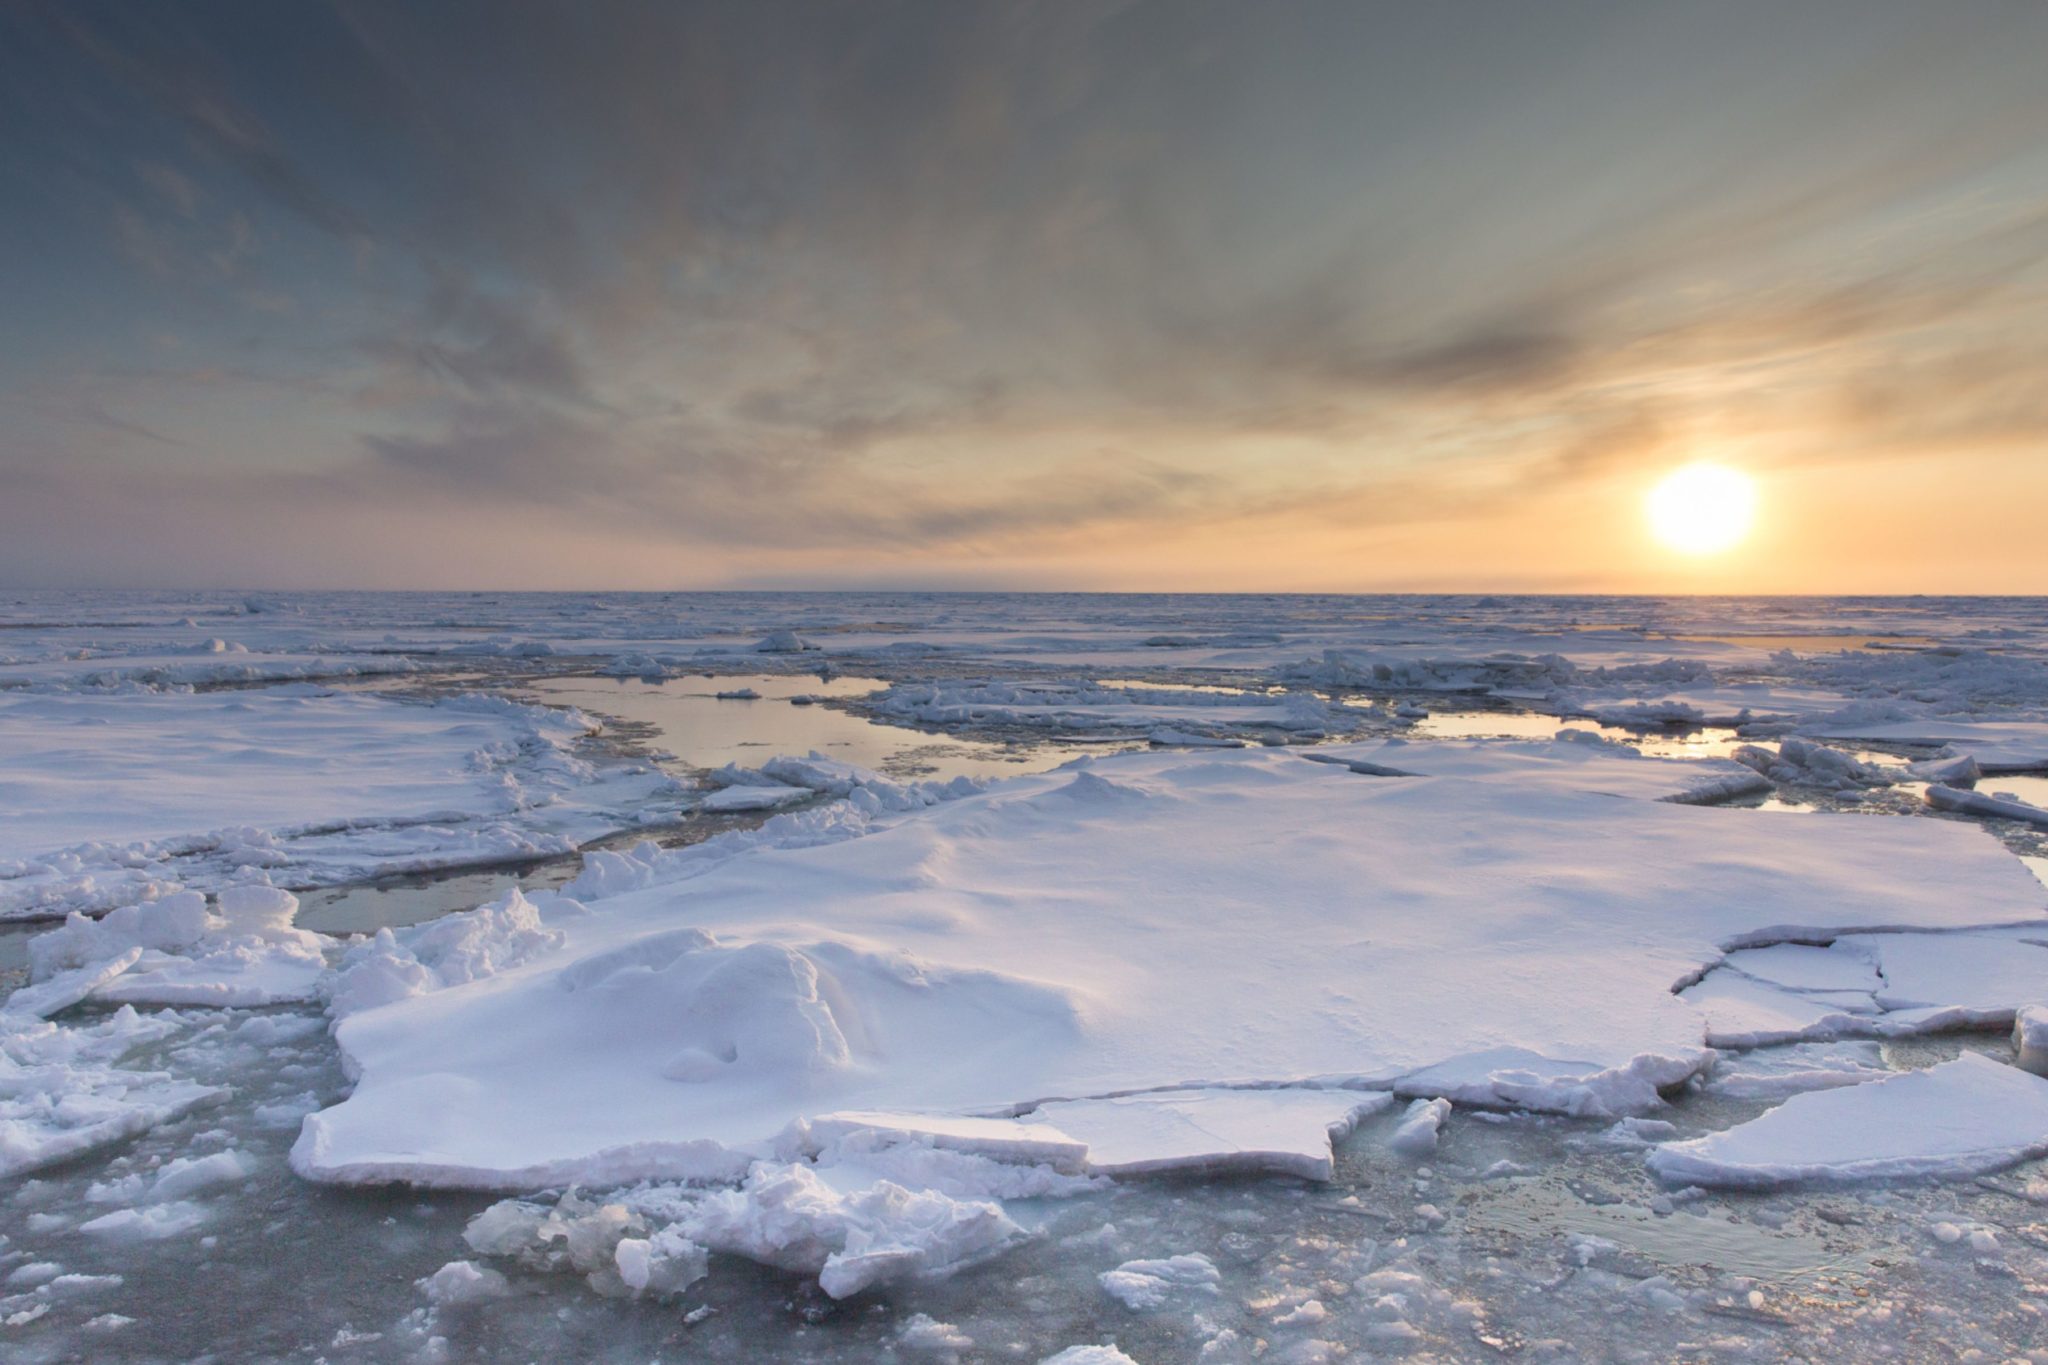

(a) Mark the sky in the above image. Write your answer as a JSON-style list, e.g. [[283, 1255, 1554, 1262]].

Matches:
[[3, 1, 2046, 594]]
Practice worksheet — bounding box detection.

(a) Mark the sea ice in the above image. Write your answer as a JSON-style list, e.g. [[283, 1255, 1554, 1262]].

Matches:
[[0, 689, 684, 920], [29, 887, 331, 1008], [295, 748, 2045, 1192], [0, 1006, 223, 1179], [1648, 1053, 2048, 1187], [1300, 733, 1769, 803]]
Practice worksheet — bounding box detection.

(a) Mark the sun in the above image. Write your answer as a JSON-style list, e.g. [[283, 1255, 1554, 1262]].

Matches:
[[1645, 463, 1757, 556]]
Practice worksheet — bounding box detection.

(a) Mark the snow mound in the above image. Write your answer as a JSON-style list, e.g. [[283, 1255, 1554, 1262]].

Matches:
[[1648, 1053, 2048, 1187]]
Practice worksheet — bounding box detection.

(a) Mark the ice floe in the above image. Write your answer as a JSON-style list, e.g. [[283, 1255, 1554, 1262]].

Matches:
[[28, 888, 330, 1008], [294, 747, 2044, 1192], [1648, 1053, 2048, 1187], [0, 689, 684, 920], [1300, 733, 1770, 803]]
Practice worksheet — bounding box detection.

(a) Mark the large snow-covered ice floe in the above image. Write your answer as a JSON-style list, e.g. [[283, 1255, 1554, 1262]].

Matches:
[[0, 687, 685, 920], [293, 745, 2045, 1193]]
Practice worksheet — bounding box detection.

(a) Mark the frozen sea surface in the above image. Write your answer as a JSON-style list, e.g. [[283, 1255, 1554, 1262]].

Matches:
[[2, 591, 2047, 1361]]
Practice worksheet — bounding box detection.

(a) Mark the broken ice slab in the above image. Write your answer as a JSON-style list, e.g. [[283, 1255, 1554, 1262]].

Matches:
[[1027, 1088, 1393, 1180], [1925, 783, 2048, 830], [1648, 1053, 2048, 1188]]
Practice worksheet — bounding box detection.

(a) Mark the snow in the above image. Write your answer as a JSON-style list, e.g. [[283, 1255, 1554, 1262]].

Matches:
[[294, 747, 2044, 1191], [1647, 1053, 2048, 1187], [1300, 733, 1770, 803], [0, 688, 684, 920]]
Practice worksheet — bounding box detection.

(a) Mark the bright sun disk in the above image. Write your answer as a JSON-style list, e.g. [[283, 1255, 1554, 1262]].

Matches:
[[1646, 462, 1756, 556]]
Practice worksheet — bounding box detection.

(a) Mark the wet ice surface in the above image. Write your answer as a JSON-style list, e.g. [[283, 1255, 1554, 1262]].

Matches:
[[5, 592, 2048, 1361]]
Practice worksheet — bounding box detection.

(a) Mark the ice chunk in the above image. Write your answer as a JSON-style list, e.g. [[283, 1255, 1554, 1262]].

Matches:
[[326, 889, 567, 1019], [700, 784, 811, 813], [416, 1260, 510, 1305], [676, 1160, 1029, 1299], [612, 1226, 708, 1296], [1041, 1348, 1140, 1365], [1388, 1097, 1452, 1156], [1731, 739, 1892, 791], [0, 1007, 226, 1179], [27, 888, 332, 1009], [1648, 1053, 2048, 1187], [1098, 1253, 1221, 1310], [1908, 754, 1981, 785], [893, 1313, 974, 1355], [2, 948, 143, 1019], [1029, 1088, 1391, 1180], [2016, 1006, 2048, 1077], [78, 1201, 211, 1241], [1925, 783, 2048, 829]]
